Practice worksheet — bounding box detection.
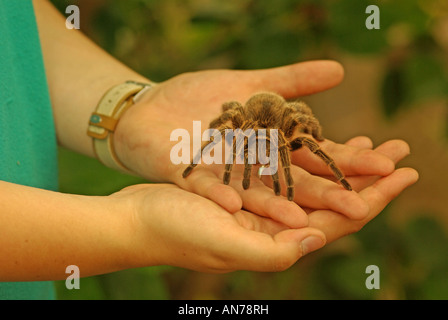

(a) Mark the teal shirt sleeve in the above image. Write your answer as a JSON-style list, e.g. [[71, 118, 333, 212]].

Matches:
[[0, 0, 58, 299]]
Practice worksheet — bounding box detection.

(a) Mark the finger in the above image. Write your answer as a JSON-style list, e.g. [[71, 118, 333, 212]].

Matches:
[[177, 166, 243, 213], [233, 210, 291, 236], [308, 167, 419, 243], [231, 177, 309, 229], [249, 60, 345, 98], [343, 139, 411, 191], [262, 165, 369, 220], [290, 139, 395, 177], [344, 136, 373, 149], [374, 139, 411, 164], [215, 226, 326, 272], [360, 167, 418, 217]]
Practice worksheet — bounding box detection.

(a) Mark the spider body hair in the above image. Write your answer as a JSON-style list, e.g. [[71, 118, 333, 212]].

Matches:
[[182, 92, 352, 201]]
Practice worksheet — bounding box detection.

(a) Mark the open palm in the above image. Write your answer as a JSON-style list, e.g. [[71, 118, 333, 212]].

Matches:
[[118, 136, 417, 273], [114, 60, 413, 227]]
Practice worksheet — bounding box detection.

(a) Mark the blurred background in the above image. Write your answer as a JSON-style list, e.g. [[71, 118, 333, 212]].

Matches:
[[50, 0, 448, 299]]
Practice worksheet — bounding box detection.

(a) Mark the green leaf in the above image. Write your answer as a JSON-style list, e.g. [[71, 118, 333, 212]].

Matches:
[[309, 253, 382, 299], [239, 28, 303, 69], [381, 66, 407, 118], [58, 147, 146, 196], [403, 53, 448, 104], [327, 0, 388, 54], [54, 276, 107, 300], [96, 268, 170, 300], [401, 216, 448, 272], [420, 268, 448, 299], [381, 53, 448, 118]]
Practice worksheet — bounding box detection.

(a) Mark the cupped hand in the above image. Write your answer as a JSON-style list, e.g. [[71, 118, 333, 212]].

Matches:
[[111, 138, 417, 273], [112, 183, 327, 273], [113, 61, 400, 226], [307, 137, 419, 243]]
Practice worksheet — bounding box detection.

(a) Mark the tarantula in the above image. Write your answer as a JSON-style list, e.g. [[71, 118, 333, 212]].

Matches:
[[182, 92, 352, 201]]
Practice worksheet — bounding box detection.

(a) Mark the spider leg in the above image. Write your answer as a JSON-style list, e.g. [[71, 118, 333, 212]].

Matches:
[[184, 102, 245, 180], [284, 101, 324, 141], [289, 137, 352, 191], [223, 135, 236, 185], [290, 101, 313, 116], [223, 122, 253, 185], [271, 170, 281, 196], [209, 101, 245, 129], [308, 119, 324, 142], [296, 114, 324, 141], [242, 133, 254, 190], [211, 106, 246, 185], [242, 154, 252, 189], [257, 129, 282, 196], [222, 101, 244, 112], [278, 131, 295, 201], [238, 121, 257, 190], [182, 125, 232, 178], [267, 130, 282, 196]]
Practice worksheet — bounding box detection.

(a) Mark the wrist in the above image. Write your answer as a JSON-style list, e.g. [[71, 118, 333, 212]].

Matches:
[[97, 193, 138, 271], [112, 84, 164, 180], [0, 180, 141, 280], [108, 184, 169, 269], [87, 80, 156, 175]]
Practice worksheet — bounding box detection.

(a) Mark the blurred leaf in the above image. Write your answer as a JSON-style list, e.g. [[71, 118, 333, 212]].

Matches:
[[403, 53, 448, 103], [399, 216, 448, 299], [401, 216, 448, 272], [309, 253, 381, 300], [382, 0, 430, 37], [96, 267, 170, 300], [381, 52, 448, 118], [225, 271, 256, 298], [54, 268, 171, 300], [420, 268, 448, 299], [239, 28, 303, 69], [355, 207, 400, 254], [381, 66, 408, 118], [58, 147, 146, 196], [54, 276, 107, 300], [327, 0, 388, 54]]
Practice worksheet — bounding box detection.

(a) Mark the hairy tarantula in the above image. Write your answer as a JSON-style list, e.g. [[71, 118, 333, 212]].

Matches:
[[182, 92, 352, 201]]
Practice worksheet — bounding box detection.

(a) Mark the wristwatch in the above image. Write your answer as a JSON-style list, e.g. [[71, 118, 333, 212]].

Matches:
[[87, 80, 154, 174]]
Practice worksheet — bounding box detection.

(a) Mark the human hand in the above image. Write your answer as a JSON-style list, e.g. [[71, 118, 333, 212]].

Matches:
[[0, 137, 416, 280], [113, 61, 397, 226], [111, 139, 417, 272], [307, 137, 419, 243], [111, 183, 326, 273]]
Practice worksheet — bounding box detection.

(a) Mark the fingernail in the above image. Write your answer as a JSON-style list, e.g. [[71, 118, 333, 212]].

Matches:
[[301, 236, 325, 255]]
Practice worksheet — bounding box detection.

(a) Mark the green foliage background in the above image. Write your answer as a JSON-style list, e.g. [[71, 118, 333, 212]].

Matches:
[[50, 0, 448, 299]]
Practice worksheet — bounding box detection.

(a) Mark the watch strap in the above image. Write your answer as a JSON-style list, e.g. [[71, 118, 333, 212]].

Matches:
[[87, 81, 153, 174]]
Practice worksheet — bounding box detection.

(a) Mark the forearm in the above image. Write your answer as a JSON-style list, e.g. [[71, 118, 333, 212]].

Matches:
[[0, 181, 135, 281], [33, 0, 150, 157]]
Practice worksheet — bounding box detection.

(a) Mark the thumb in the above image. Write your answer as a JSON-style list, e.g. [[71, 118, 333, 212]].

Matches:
[[229, 228, 326, 272], [249, 60, 345, 98]]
